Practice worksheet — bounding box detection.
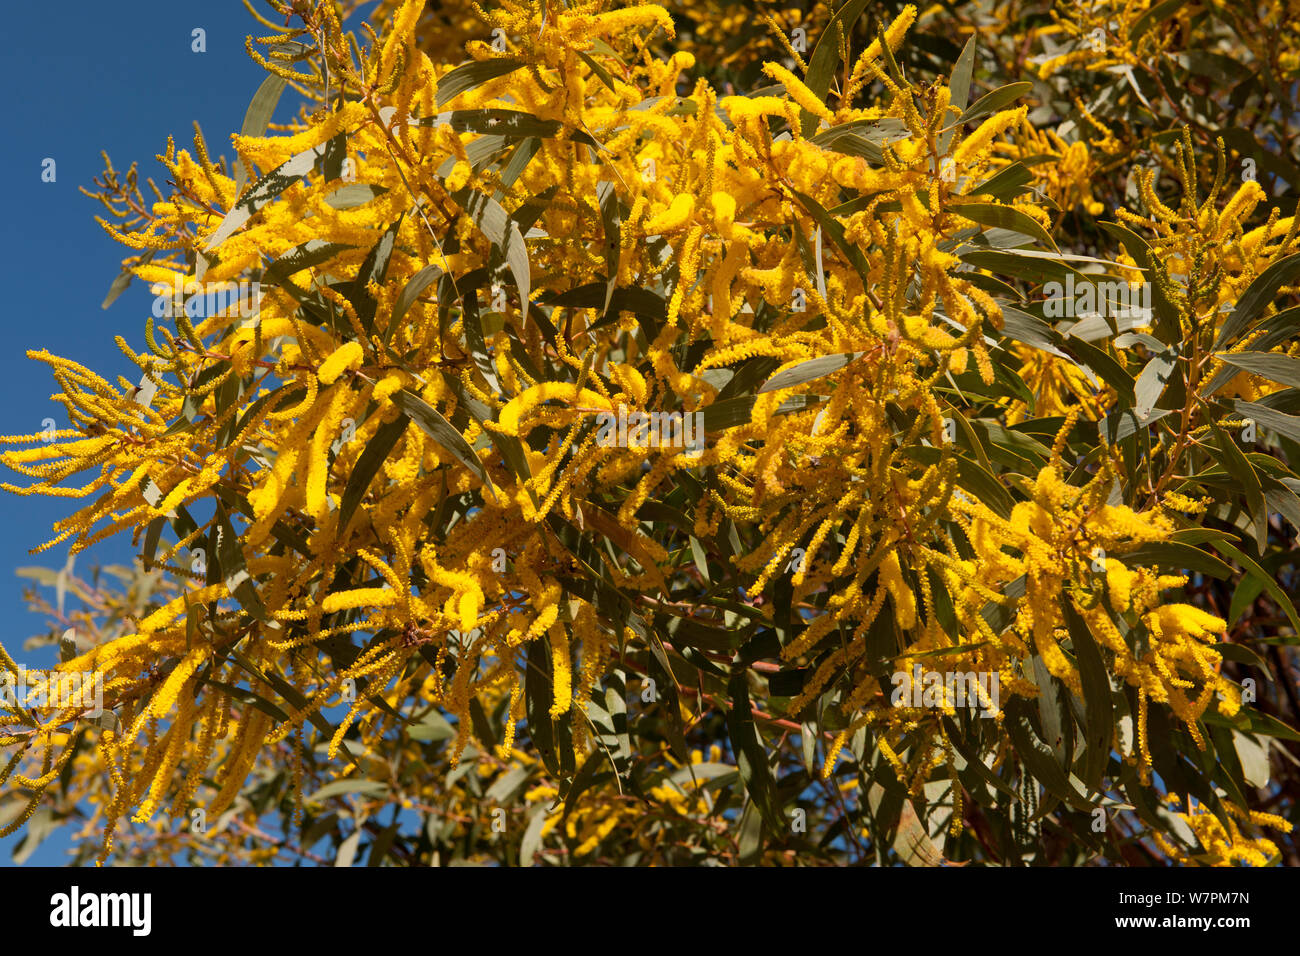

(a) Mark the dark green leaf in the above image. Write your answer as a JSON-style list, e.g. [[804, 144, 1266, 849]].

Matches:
[[235, 75, 288, 194], [390, 389, 497, 499], [206, 140, 330, 251], [435, 59, 526, 107], [1120, 542, 1235, 578], [1214, 253, 1300, 350], [955, 82, 1032, 126], [950, 202, 1058, 251], [387, 265, 443, 343], [759, 352, 862, 393], [1215, 350, 1300, 389], [726, 671, 783, 829], [338, 413, 409, 533]]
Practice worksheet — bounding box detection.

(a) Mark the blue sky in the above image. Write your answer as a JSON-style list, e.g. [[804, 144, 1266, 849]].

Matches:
[[0, 0, 376, 866]]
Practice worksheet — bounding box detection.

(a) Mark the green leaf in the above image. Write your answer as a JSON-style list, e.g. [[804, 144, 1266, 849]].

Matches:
[[346, 216, 407, 343], [1002, 698, 1093, 812], [214, 501, 268, 622], [1216, 350, 1300, 389], [1119, 542, 1235, 578], [456, 188, 531, 310], [801, 0, 872, 136], [1096, 222, 1183, 339], [307, 779, 390, 803], [941, 716, 1019, 799], [1233, 731, 1270, 788], [588, 671, 632, 780], [1066, 336, 1136, 405], [726, 671, 783, 830], [578, 50, 616, 93], [953, 453, 1015, 518], [324, 183, 389, 210], [408, 711, 455, 743], [949, 202, 1058, 252], [789, 189, 870, 285], [500, 137, 543, 187], [228, 648, 361, 770], [1210, 419, 1269, 553], [435, 59, 526, 107], [965, 162, 1033, 200], [759, 352, 863, 393], [12, 808, 58, 865], [519, 803, 549, 865], [1216, 539, 1300, 635], [701, 395, 757, 431], [1063, 603, 1114, 797], [367, 822, 400, 866], [1221, 128, 1300, 193], [955, 82, 1032, 126], [334, 829, 361, 867], [597, 180, 621, 316], [1133, 347, 1177, 419], [235, 74, 288, 195], [1215, 640, 1270, 671], [206, 140, 330, 251], [435, 134, 515, 176], [264, 239, 354, 289], [460, 286, 500, 393], [103, 251, 154, 310], [1000, 305, 1071, 359], [1214, 252, 1300, 350], [337, 413, 409, 533], [813, 119, 909, 164], [448, 107, 559, 138], [544, 283, 665, 339], [938, 37, 977, 154], [204, 679, 293, 724], [441, 374, 535, 503], [959, 249, 1081, 284], [560, 753, 611, 825], [141, 515, 166, 571], [1130, 0, 1188, 40], [485, 766, 531, 803], [699, 394, 821, 432], [525, 635, 574, 780], [736, 800, 766, 864], [1232, 399, 1300, 444], [390, 389, 497, 499], [387, 264, 443, 344]]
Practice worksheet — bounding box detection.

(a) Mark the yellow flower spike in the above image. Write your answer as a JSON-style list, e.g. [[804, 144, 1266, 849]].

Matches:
[[590, 4, 674, 38], [547, 622, 572, 719], [305, 384, 353, 522], [955, 106, 1029, 166], [317, 341, 365, 385], [877, 550, 917, 630], [321, 587, 400, 614], [133, 685, 197, 823], [761, 63, 833, 124], [644, 193, 695, 234], [844, 4, 918, 104], [497, 382, 612, 436], [1104, 558, 1135, 612]]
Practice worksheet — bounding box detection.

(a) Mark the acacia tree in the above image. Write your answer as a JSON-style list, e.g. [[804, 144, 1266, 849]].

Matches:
[[2, 0, 1299, 866]]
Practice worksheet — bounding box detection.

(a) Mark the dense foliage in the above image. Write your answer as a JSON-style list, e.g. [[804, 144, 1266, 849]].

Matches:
[[3, 0, 1300, 866]]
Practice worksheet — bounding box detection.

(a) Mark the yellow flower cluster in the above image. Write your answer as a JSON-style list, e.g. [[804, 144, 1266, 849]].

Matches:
[[1, 0, 1293, 867]]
